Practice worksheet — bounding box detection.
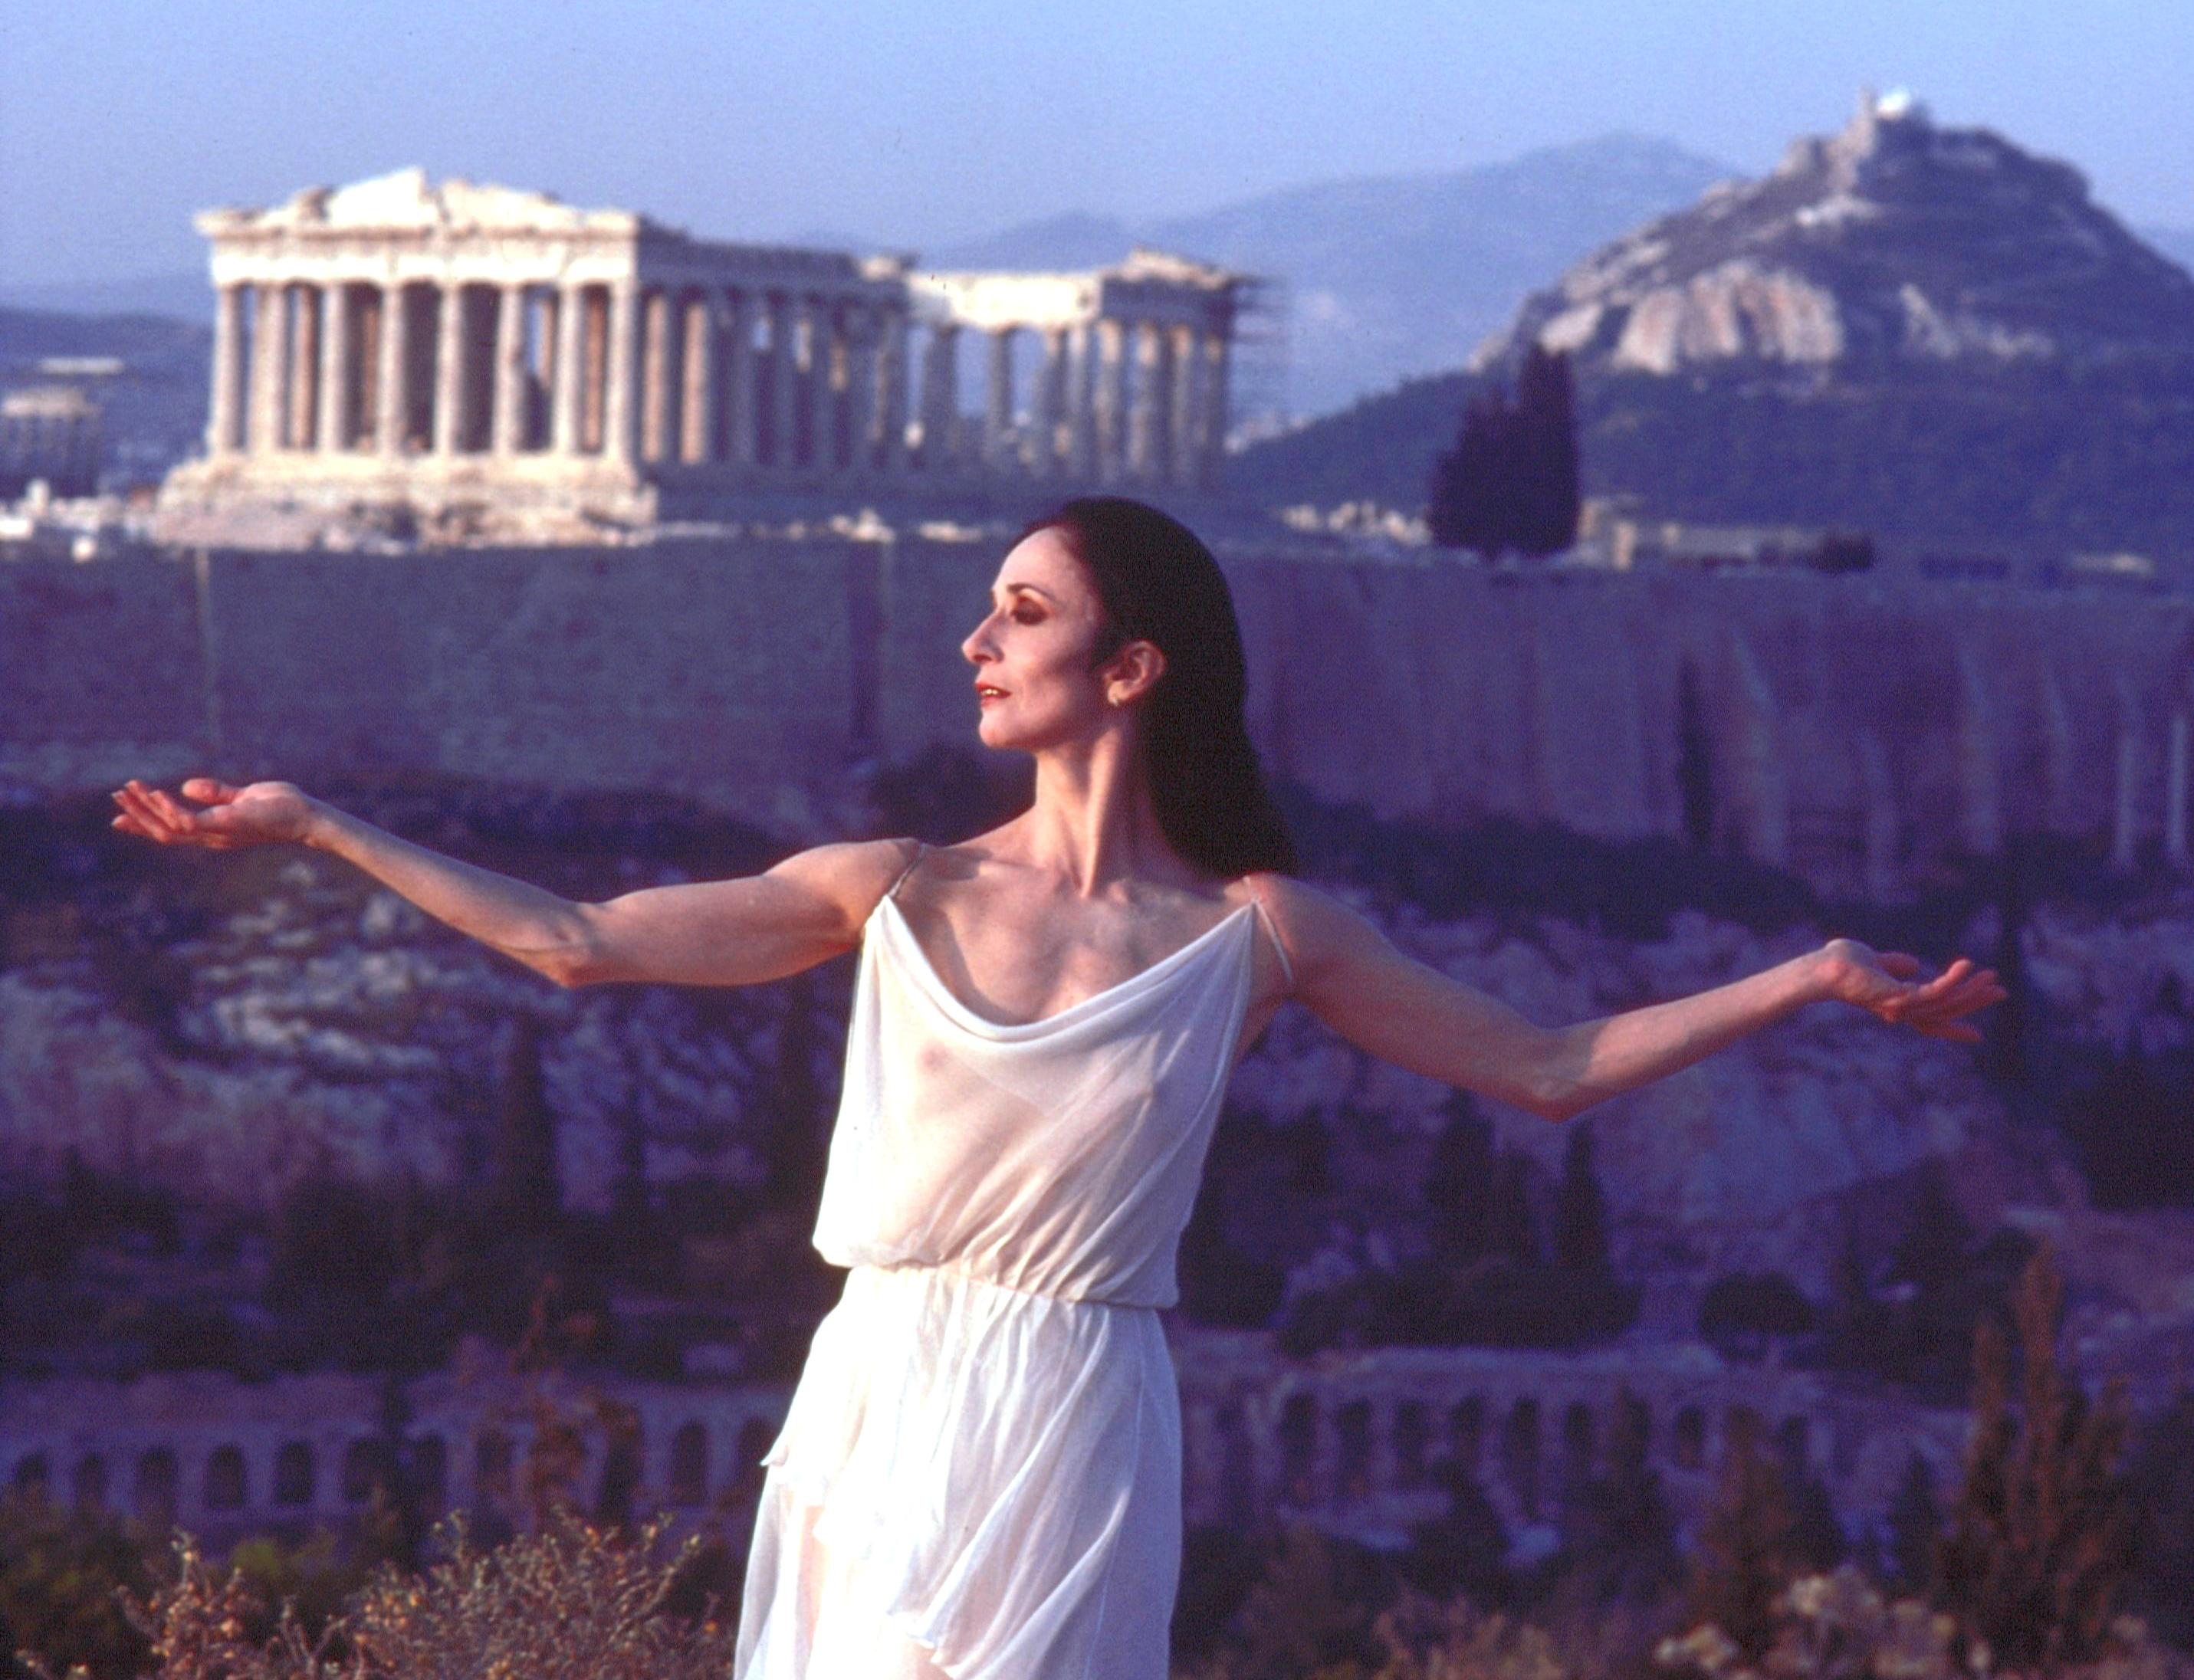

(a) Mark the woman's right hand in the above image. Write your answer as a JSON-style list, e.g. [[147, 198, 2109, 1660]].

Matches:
[[110, 778, 317, 851]]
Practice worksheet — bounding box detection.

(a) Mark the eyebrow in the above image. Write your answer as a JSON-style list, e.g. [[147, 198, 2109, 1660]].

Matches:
[[994, 581, 1056, 603]]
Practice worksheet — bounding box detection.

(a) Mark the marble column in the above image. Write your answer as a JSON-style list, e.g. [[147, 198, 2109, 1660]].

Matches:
[[376, 283, 409, 457], [248, 282, 288, 454], [1095, 318, 1129, 483], [680, 291, 715, 464], [1199, 329, 1232, 488], [767, 293, 798, 468], [1131, 320, 1174, 482], [843, 304, 878, 474], [603, 279, 642, 466], [553, 285, 587, 455], [1067, 323, 1098, 479], [1168, 324, 1200, 487], [641, 288, 676, 464], [287, 284, 320, 451], [432, 283, 466, 455], [1036, 327, 1069, 477], [317, 283, 352, 452], [493, 284, 529, 454], [722, 291, 756, 467], [918, 322, 959, 470], [806, 297, 840, 470], [876, 305, 909, 474], [984, 326, 1017, 472], [208, 284, 245, 454]]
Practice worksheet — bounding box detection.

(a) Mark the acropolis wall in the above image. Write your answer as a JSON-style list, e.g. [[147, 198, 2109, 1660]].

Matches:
[[5, 540, 2190, 901], [152, 172, 1245, 546]]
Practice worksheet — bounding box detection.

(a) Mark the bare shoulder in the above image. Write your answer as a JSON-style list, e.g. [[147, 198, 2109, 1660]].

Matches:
[[760, 836, 923, 933], [1238, 872, 1394, 985]]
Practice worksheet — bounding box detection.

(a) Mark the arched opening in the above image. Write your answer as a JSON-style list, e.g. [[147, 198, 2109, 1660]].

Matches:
[[1447, 1396, 1486, 1474], [1335, 1399, 1373, 1498], [593, 1428, 643, 1528], [134, 1447, 179, 1526], [1503, 1399, 1542, 1520], [11, 1451, 50, 1504], [1562, 1401, 1597, 1485], [729, 1418, 776, 1510]]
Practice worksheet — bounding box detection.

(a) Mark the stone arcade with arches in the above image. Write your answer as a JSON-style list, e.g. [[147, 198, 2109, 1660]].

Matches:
[[153, 170, 1249, 546], [0, 1334, 1971, 1558]]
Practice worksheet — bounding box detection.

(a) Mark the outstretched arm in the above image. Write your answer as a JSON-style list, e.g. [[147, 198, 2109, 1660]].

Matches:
[[1261, 878, 2005, 1124], [110, 777, 911, 989]]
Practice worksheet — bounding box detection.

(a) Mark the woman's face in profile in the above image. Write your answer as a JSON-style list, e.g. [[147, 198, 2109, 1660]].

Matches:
[[961, 528, 1116, 753]]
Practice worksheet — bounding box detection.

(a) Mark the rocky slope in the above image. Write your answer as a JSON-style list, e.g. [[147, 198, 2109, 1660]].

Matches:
[[1473, 92, 2194, 380], [1235, 97, 2194, 556], [10, 785, 2194, 1390]]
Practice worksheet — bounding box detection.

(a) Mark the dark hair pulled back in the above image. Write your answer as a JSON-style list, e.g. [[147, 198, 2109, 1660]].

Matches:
[[1019, 496, 1296, 879]]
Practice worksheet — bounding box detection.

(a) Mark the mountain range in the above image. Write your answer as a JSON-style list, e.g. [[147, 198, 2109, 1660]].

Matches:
[[916, 134, 1732, 417]]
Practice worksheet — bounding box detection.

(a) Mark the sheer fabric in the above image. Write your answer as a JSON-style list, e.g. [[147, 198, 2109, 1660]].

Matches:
[[733, 867, 1271, 1680]]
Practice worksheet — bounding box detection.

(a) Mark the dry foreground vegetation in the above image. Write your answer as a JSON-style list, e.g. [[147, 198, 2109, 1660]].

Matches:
[[6, 1247, 2193, 1680]]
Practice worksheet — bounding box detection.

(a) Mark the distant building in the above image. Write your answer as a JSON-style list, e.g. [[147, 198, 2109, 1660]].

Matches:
[[0, 386, 102, 500], [154, 169, 1249, 547]]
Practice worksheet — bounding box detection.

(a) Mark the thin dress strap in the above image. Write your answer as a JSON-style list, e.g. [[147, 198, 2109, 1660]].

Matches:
[[885, 838, 928, 903], [1242, 874, 1296, 994]]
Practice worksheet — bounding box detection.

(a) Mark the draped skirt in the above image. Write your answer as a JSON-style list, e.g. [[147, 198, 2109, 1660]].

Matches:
[[732, 1262, 1182, 1680]]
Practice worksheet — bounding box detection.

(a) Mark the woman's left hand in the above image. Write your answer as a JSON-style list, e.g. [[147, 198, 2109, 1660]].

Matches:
[[1815, 937, 2007, 1042]]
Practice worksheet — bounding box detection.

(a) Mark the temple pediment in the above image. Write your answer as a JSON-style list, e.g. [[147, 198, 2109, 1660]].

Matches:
[[198, 169, 639, 238]]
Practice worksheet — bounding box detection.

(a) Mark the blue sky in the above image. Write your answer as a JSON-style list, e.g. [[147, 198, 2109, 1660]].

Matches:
[[3, 0, 2189, 287]]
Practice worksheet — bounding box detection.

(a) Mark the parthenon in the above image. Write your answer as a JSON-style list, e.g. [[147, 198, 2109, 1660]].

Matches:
[[154, 170, 1249, 545]]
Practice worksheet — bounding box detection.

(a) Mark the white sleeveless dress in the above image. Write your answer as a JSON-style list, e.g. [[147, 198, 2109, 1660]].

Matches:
[[732, 861, 1286, 1680]]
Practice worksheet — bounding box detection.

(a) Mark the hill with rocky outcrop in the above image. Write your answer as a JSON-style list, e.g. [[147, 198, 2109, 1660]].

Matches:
[[10, 781, 2194, 1399], [1236, 95, 2194, 557]]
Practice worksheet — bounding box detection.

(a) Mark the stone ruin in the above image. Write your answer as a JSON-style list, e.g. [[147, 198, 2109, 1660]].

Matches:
[[0, 1329, 1972, 1555], [152, 170, 1249, 547]]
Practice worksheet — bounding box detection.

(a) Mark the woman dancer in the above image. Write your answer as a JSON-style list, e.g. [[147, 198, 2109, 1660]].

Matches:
[[111, 497, 2002, 1680]]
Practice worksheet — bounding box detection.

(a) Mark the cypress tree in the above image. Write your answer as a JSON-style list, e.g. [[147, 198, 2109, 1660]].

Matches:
[[1685, 1432, 1800, 1657], [1934, 1242, 2137, 1668], [1512, 344, 1581, 556], [1426, 346, 1580, 559], [1427, 392, 1516, 553]]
